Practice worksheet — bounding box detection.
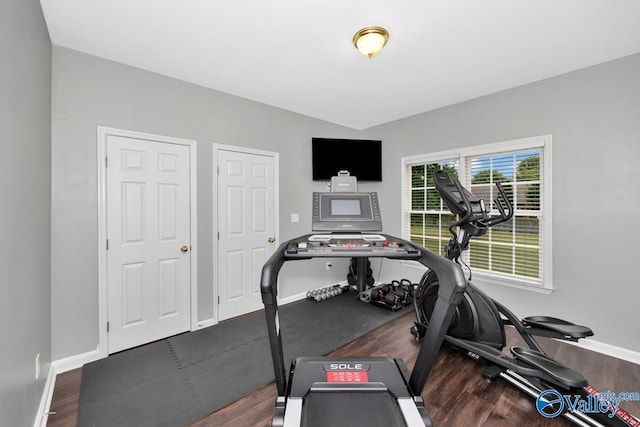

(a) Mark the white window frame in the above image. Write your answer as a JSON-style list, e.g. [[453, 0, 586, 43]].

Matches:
[[401, 135, 553, 293]]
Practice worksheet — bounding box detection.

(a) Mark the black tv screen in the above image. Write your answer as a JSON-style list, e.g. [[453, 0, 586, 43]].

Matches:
[[312, 138, 382, 181]]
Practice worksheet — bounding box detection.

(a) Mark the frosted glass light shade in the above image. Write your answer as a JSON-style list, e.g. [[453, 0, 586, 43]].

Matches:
[[353, 26, 389, 58]]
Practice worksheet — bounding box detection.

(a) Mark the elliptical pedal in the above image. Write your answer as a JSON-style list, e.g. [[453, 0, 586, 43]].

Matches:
[[522, 316, 594, 340], [510, 346, 587, 388]]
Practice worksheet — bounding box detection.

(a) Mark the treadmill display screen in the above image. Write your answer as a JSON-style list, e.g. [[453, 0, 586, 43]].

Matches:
[[326, 371, 369, 382], [318, 193, 373, 222], [312, 192, 382, 232], [331, 199, 361, 216]]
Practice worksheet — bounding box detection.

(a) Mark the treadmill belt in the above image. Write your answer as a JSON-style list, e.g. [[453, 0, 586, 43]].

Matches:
[[301, 391, 408, 427]]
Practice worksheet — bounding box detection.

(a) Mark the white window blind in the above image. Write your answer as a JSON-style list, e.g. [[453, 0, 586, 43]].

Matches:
[[401, 135, 553, 292]]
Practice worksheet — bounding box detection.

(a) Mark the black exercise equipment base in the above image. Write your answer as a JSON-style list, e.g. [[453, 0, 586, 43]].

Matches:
[[276, 357, 430, 427], [261, 234, 467, 427]]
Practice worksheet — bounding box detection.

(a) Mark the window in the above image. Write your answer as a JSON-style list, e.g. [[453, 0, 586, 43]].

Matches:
[[401, 135, 552, 292]]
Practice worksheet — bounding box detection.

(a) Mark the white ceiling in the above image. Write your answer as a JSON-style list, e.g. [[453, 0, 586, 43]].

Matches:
[[40, 0, 640, 130]]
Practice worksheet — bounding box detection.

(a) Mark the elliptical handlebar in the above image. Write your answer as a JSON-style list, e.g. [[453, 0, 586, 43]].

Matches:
[[481, 181, 513, 228], [434, 170, 514, 237]]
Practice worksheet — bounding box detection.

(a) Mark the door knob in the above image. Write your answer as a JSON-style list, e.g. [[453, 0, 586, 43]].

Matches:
[[180, 245, 189, 252], [267, 237, 275, 243]]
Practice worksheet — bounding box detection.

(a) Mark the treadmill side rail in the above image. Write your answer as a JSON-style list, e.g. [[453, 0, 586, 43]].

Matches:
[[282, 398, 303, 427], [398, 398, 431, 427], [272, 396, 286, 427], [407, 246, 468, 394], [260, 240, 291, 396]]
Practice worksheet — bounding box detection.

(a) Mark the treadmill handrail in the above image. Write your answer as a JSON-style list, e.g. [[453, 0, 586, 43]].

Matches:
[[260, 234, 468, 397]]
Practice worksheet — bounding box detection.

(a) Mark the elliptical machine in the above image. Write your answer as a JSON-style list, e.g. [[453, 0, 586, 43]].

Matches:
[[411, 170, 638, 427]]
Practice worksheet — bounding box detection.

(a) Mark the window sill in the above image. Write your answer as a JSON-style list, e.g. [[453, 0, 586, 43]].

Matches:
[[472, 273, 553, 294]]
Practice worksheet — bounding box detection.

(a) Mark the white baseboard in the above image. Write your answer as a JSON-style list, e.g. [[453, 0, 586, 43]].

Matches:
[[34, 348, 104, 427], [34, 364, 56, 427], [566, 338, 640, 365], [52, 348, 103, 374], [278, 292, 308, 306], [194, 318, 216, 330], [278, 281, 349, 306]]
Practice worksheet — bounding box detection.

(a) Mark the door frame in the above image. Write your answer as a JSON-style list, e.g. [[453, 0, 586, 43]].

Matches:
[[97, 126, 198, 358], [212, 143, 279, 323]]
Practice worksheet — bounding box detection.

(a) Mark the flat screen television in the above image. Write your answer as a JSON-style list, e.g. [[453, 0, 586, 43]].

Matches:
[[312, 137, 382, 181]]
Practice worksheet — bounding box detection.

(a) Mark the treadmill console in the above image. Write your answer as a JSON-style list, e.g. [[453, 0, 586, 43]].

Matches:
[[284, 234, 421, 259], [312, 192, 382, 232]]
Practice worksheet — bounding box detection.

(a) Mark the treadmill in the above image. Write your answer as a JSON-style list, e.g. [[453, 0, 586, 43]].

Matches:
[[261, 191, 467, 426]]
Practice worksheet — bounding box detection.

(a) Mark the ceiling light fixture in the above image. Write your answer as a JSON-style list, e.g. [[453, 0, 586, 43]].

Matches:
[[353, 26, 389, 58]]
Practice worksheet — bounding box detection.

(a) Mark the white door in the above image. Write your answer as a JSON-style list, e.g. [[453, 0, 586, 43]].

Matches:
[[217, 148, 277, 321], [106, 135, 191, 353]]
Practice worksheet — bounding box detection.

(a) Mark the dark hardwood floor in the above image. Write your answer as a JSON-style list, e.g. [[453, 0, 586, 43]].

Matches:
[[47, 311, 640, 427]]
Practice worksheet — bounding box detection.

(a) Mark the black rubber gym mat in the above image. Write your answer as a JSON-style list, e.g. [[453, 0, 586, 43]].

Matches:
[[77, 292, 408, 427]]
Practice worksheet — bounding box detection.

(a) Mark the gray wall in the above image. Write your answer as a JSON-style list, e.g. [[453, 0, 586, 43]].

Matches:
[[50, 47, 362, 360], [51, 46, 640, 361], [0, 0, 52, 426], [362, 53, 640, 353]]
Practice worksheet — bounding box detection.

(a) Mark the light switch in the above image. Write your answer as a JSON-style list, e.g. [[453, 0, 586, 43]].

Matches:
[[291, 213, 299, 223]]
